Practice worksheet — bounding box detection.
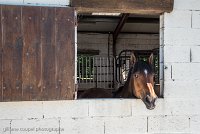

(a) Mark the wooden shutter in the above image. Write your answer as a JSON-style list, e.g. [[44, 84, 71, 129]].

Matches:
[[0, 6, 2, 101], [0, 5, 75, 101]]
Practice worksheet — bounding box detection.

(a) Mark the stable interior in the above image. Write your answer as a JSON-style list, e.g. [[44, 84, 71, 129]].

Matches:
[[76, 13, 160, 98]]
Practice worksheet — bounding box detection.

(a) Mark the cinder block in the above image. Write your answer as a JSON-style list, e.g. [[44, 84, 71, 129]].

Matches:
[[43, 100, 89, 118], [148, 115, 190, 133], [24, 0, 54, 5], [163, 11, 191, 28], [191, 46, 200, 62], [11, 119, 59, 134], [105, 116, 147, 134], [88, 99, 132, 117], [190, 116, 200, 133], [192, 11, 200, 29], [164, 46, 190, 62], [172, 63, 200, 80], [0, 120, 11, 134], [118, 34, 158, 40], [60, 117, 104, 134], [0, 0, 23, 5], [55, 0, 70, 6], [0, 101, 43, 119], [164, 80, 200, 98], [131, 98, 200, 116], [131, 99, 175, 116], [78, 33, 159, 57], [168, 98, 200, 116], [24, 0, 69, 6], [78, 33, 109, 56], [164, 28, 200, 46], [174, 0, 200, 10], [163, 63, 172, 81]]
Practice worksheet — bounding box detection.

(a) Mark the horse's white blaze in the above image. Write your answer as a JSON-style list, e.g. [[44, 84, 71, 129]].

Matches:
[[147, 83, 157, 98], [144, 69, 148, 78]]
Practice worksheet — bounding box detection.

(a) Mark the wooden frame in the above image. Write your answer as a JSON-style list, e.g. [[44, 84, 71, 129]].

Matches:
[[72, 0, 174, 14]]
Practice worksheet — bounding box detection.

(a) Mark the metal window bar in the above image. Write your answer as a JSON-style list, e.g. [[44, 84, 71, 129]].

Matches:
[[77, 56, 114, 90]]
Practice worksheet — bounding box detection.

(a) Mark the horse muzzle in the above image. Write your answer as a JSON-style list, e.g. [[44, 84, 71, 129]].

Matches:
[[143, 95, 157, 110]]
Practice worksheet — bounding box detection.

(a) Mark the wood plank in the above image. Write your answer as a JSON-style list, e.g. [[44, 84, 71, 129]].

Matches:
[[72, 0, 174, 14], [113, 13, 129, 56], [22, 6, 42, 100], [41, 7, 58, 100], [1, 6, 22, 101], [55, 8, 75, 100], [0, 6, 2, 101]]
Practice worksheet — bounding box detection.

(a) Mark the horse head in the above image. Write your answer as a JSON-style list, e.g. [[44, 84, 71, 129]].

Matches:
[[129, 53, 158, 110]]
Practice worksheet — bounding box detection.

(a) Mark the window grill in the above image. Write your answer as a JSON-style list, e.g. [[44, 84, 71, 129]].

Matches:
[[77, 56, 115, 90]]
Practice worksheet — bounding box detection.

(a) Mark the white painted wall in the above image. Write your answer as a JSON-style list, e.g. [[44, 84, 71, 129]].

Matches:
[[0, 99, 200, 134], [0, 0, 70, 6], [1, 0, 200, 134], [162, 0, 200, 99], [78, 33, 159, 56]]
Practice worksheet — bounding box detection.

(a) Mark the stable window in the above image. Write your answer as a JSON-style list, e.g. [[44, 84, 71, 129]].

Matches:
[[73, 0, 173, 99], [76, 13, 161, 97]]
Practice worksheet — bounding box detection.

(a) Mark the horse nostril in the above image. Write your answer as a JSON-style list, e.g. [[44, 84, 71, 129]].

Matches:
[[145, 98, 150, 104], [145, 95, 151, 103], [154, 97, 158, 106], [144, 95, 157, 110]]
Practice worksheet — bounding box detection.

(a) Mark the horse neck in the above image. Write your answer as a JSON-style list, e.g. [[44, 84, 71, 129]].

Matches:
[[122, 68, 134, 97], [115, 67, 134, 98]]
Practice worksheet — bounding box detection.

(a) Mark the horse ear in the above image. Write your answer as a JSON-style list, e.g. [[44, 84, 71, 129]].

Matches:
[[148, 53, 154, 65], [130, 53, 137, 65]]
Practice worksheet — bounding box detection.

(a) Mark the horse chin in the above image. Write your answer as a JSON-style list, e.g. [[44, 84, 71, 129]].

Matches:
[[142, 99, 156, 110], [146, 105, 155, 110]]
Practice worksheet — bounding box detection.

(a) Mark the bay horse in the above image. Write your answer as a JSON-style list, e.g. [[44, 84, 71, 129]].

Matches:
[[114, 53, 157, 109], [79, 53, 157, 110]]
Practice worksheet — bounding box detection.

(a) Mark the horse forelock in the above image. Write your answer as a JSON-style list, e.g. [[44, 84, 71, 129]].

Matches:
[[124, 61, 153, 89], [132, 61, 153, 75]]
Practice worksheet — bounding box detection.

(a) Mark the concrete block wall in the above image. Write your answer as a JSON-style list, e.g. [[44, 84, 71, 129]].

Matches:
[[162, 0, 200, 99], [78, 33, 159, 57], [0, 0, 70, 6], [1, 99, 200, 134], [78, 33, 111, 56], [116, 34, 159, 55]]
